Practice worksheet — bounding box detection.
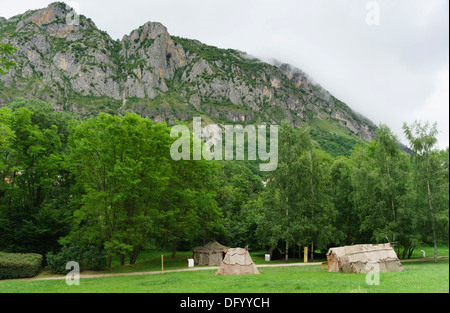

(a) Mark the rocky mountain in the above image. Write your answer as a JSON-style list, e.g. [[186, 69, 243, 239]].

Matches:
[[0, 2, 376, 147]]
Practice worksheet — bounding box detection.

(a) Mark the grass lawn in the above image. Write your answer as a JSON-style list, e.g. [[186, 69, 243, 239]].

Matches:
[[29, 249, 326, 279], [407, 245, 449, 259], [0, 245, 448, 293], [21, 244, 449, 279], [0, 260, 447, 293]]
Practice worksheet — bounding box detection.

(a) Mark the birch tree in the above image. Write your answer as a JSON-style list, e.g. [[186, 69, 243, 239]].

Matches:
[[403, 121, 449, 263]]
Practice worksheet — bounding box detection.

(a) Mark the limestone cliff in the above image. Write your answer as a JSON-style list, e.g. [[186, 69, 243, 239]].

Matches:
[[0, 2, 376, 142]]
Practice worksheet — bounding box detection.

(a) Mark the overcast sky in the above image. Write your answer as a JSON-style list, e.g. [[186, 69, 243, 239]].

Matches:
[[2, 0, 449, 148]]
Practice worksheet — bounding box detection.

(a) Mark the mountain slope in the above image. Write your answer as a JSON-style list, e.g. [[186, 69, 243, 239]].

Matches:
[[0, 2, 376, 147]]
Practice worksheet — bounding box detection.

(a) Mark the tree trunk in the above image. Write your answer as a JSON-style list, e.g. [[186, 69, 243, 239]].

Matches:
[[268, 246, 273, 259], [426, 177, 438, 263], [311, 241, 314, 262], [130, 247, 141, 265], [285, 242, 289, 262], [385, 149, 396, 243], [434, 243, 438, 263], [391, 199, 396, 243], [407, 244, 415, 259], [172, 237, 178, 259], [107, 255, 112, 268], [203, 222, 208, 246]]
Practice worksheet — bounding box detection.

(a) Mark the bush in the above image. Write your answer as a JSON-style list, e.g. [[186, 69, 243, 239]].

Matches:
[[0, 252, 43, 280], [46, 245, 84, 275], [46, 245, 107, 274], [81, 246, 107, 271]]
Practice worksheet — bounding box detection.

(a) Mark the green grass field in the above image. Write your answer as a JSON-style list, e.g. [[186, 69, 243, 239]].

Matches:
[[0, 245, 448, 293], [0, 261, 448, 293], [98, 245, 449, 275]]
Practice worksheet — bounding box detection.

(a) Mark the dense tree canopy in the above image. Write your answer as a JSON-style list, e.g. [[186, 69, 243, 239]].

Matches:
[[0, 98, 448, 266], [0, 99, 74, 255]]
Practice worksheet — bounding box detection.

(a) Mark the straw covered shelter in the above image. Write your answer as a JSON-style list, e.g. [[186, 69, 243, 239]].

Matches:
[[192, 241, 228, 266], [326, 243, 404, 273], [216, 247, 260, 275]]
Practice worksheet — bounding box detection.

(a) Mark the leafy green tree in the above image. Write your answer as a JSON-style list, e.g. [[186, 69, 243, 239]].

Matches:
[[256, 184, 290, 257], [160, 133, 221, 259], [262, 122, 309, 261], [257, 122, 337, 261], [297, 148, 336, 260], [67, 113, 172, 266], [0, 43, 18, 75], [395, 187, 422, 259], [0, 107, 14, 174], [330, 156, 359, 245], [216, 161, 263, 248], [351, 125, 411, 249], [0, 99, 72, 255], [403, 121, 449, 262], [9, 97, 78, 145]]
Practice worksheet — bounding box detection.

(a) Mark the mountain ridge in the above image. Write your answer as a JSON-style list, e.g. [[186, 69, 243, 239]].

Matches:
[[0, 2, 376, 145]]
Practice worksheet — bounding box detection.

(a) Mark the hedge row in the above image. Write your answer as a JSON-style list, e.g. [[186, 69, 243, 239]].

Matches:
[[0, 252, 43, 280]]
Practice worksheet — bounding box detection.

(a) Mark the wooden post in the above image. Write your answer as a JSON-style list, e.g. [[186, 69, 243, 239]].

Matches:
[[161, 255, 164, 274], [304, 247, 308, 263]]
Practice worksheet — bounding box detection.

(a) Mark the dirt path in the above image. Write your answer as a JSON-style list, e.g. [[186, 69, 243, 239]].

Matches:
[[400, 256, 448, 262], [7, 257, 448, 282], [19, 262, 323, 282]]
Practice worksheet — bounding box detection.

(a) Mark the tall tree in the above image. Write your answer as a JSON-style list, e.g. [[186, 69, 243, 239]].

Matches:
[[257, 122, 336, 261], [403, 121, 449, 263], [330, 156, 359, 245], [271, 122, 309, 261], [0, 99, 72, 255], [216, 161, 263, 248], [67, 113, 172, 266], [352, 125, 411, 249], [161, 133, 220, 259]]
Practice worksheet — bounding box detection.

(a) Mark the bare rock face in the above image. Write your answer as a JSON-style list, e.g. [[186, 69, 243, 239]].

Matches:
[[119, 22, 187, 99], [0, 2, 376, 142], [31, 5, 66, 26]]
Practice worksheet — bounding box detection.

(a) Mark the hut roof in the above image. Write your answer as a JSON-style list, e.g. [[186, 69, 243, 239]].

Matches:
[[216, 248, 260, 275], [193, 241, 228, 254], [326, 243, 404, 273]]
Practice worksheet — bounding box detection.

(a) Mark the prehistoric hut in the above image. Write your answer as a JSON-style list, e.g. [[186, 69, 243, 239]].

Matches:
[[216, 247, 260, 275], [192, 241, 228, 266], [326, 243, 404, 273]]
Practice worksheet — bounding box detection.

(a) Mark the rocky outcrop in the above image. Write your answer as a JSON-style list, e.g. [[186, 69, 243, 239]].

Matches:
[[0, 2, 376, 141]]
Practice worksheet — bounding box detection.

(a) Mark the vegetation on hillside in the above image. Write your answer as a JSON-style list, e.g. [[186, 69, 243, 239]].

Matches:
[[0, 7, 447, 277], [0, 98, 448, 270]]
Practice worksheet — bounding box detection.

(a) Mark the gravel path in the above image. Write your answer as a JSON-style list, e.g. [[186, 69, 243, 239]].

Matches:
[[21, 262, 323, 282]]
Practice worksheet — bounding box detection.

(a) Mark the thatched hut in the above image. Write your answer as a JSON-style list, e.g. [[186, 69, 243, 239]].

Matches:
[[326, 243, 404, 273], [216, 247, 260, 275], [192, 241, 228, 266]]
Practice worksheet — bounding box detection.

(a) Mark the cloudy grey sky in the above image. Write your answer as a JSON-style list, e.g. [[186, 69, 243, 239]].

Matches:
[[2, 0, 449, 148]]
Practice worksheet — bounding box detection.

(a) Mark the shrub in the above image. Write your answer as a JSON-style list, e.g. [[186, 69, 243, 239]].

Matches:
[[81, 246, 107, 271], [0, 252, 43, 280], [46, 245, 107, 274], [46, 245, 84, 275]]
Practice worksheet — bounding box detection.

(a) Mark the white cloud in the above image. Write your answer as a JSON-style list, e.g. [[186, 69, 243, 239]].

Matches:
[[409, 67, 449, 148]]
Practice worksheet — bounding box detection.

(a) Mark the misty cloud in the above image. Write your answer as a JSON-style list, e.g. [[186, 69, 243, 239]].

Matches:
[[2, 0, 448, 147]]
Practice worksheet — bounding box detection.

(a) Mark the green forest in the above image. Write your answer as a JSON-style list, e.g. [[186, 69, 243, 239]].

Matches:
[[0, 41, 448, 275], [0, 96, 448, 272]]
